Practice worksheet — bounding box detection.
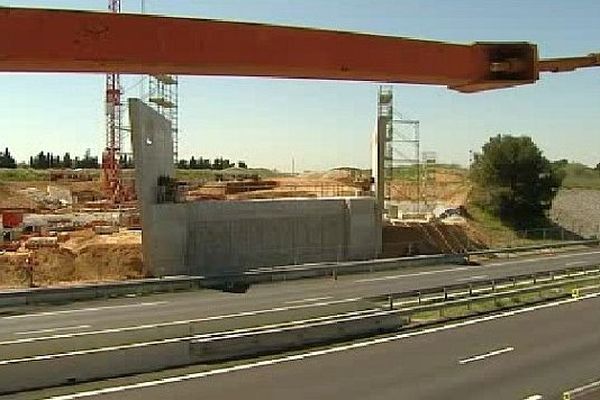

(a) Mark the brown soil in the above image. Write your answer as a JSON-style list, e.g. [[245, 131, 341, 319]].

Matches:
[[0, 229, 143, 289]]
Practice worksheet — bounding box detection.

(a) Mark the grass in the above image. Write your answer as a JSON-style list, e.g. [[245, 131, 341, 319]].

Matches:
[[0, 168, 53, 182], [408, 274, 600, 323], [466, 204, 536, 247], [175, 168, 284, 182], [0, 167, 284, 183], [560, 163, 600, 190]]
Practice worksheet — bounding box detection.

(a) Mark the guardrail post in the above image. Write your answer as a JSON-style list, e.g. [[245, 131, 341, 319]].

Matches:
[[532, 274, 537, 285], [388, 295, 394, 310], [443, 288, 448, 301], [417, 291, 422, 305], [332, 268, 337, 281], [468, 284, 473, 297], [491, 280, 496, 292]]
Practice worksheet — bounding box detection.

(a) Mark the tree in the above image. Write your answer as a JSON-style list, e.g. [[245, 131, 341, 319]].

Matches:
[[189, 156, 197, 169], [63, 152, 72, 169], [596, 162, 600, 173], [0, 147, 16, 168], [177, 159, 189, 169], [238, 161, 248, 169], [470, 134, 563, 227]]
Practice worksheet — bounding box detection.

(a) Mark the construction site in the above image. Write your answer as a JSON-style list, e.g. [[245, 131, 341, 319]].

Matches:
[[0, 5, 598, 288]]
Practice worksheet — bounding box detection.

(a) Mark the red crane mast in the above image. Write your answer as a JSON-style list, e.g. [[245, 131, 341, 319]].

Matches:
[[102, 0, 124, 203]]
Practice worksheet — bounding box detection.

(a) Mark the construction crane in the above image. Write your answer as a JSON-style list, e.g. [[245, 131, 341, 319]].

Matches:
[[102, 0, 125, 204], [0, 8, 598, 92]]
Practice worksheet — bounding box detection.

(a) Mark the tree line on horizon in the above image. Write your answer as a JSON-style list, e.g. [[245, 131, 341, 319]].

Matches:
[[176, 156, 247, 170], [0, 147, 248, 171]]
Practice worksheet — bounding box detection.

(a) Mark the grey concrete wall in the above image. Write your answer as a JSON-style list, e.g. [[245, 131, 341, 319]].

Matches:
[[147, 197, 380, 277], [129, 98, 174, 275], [129, 97, 381, 278]]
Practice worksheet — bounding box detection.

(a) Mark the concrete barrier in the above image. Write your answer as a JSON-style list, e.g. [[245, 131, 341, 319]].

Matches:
[[190, 311, 403, 363], [0, 254, 463, 308], [0, 340, 190, 394], [1, 241, 594, 309], [0, 310, 403, 394]]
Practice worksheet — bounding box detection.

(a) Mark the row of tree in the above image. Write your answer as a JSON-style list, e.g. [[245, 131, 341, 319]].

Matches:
[[0, 147, 248, 171], [177, 157, 247, 170], [0, 148, 16, 168], [29, 149, 100, 169]]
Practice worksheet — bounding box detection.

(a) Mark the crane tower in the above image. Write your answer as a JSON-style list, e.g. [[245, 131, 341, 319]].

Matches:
[[102, 0, 125, 203]]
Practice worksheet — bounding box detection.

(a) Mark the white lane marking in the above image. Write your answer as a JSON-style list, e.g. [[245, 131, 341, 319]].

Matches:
[[14, 325, 91, 336], [355, 265, 477, 283], [457, 275, 488, 282], [458, 346, 514, 365], [564, 378, 600, 397], [43, 292, 600, 400], [354, 250, 600, 283], [0, 309, 381, 365], [522, 395, 543, 400], [566, 261, 586, 266], [285, 296, 332, 304], [0, 297, 360, 346], [484, 251, 600, 267], [1, 301, 168, 320]]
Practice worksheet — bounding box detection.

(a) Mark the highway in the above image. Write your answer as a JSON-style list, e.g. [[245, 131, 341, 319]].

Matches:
[[7, 288, 600, 399], [0, 249, 598, 398], [1, 249, 599, 341]]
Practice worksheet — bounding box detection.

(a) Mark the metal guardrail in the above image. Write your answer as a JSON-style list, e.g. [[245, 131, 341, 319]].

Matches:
[[0, 240, 597, 308], [466, 239, 599, 257], [365, 264, 600, 313], [0, 253, 464, 307]]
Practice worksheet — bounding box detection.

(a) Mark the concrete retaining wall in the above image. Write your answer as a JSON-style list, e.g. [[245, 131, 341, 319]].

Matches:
[[149, 197, 380, 277], [129, 98, 381, 277]]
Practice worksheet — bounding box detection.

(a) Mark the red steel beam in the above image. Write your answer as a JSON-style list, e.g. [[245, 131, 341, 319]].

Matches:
[[0, 7, 542, 92]]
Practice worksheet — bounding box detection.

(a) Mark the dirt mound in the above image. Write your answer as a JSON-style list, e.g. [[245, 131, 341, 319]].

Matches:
[[382, 220, 486, 257], [0, 229, 144, 288]]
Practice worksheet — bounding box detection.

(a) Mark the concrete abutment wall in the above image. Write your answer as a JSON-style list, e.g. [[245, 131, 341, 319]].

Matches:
[[130, 98, 381, 277]]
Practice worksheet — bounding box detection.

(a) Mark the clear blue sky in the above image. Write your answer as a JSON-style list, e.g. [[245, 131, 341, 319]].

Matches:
[[1, 1, 599, 171]]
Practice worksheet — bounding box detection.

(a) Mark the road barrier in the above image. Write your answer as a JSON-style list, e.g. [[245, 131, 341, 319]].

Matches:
[[0, 309, 403, 394], [1, 264, 599, 394], [0, 253, 465, 308], [466, 239, 599, 259], [1, 240, 597, 309]]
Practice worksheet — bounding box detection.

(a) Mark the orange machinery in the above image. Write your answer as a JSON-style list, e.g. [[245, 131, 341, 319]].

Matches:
[[0, 7, 598, 92]]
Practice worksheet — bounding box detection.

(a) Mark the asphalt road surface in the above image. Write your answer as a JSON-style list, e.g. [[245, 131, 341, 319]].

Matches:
[[1, 249, 599, 342], [11, 289, 600, 400]]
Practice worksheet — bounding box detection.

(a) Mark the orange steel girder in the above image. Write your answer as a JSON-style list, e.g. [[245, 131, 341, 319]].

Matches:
[[0, 7, 597, 92]]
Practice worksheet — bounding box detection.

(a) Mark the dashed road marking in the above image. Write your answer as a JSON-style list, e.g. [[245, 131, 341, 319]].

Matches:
[[42, 292, 600, 400], [14, 325, 91, 336], [1, 302, 168, 320], [285, 296, 332, 304], [458, 346, 514, 365], [0, 297, 360, 346]]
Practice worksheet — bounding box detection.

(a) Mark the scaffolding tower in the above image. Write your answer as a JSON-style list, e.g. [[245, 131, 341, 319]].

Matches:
[[148, 74, 179, 162], [377, 86, 422, 216], [421, 151, 437, 208]]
